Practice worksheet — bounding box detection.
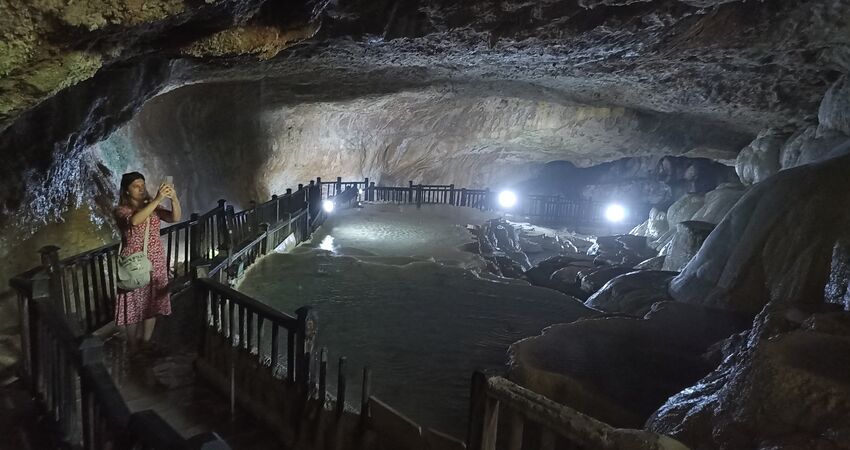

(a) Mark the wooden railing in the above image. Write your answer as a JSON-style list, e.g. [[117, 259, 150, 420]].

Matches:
[[190, 200, 228, 263], [319, 176, 370, 200], [10, 176, 655, 450], [351, 179, 644, 227], [11, 251, 229, 450], [467, 372, 686, 450]]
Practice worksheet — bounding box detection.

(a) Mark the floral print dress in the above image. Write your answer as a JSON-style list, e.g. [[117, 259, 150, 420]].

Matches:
[[114, 205, 171, 325]]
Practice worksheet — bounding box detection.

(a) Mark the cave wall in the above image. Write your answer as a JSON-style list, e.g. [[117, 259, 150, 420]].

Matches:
[[101, 79, 749, 208]]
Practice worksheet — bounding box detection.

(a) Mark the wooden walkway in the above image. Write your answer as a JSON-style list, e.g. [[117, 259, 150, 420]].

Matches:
[[101, 289, 285, 449]]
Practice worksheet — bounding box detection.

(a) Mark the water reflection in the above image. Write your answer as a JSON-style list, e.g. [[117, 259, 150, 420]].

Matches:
[[319, 235, 335, 252]]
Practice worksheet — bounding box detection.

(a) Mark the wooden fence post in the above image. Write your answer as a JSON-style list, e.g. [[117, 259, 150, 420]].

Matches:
[[369, 182, 375, 202], [307, 181, 316, 226], [259, 223, 270, 255], [360, 366, 371, 431], [221, 206, 235, 283], [336, 177, 342, 196], [319, 348, 328, 406], [295, 306, 317, 387], [248, 201, 258, 235], [217, 200, 229, 253], [27, 246, 60, 395], [272, 194, 279, 223], [408, 180, 414, 204], [336, 356, 347, 418], [417, 184, 423, 209], [461, 188, 467, 207], [285, 189, 292, 215], [467, 371, 499, 450], [189, 212, 201, 263], [449, 184, 455, 205], [38, 245, 62, 300], [364, 177, 369, 201]]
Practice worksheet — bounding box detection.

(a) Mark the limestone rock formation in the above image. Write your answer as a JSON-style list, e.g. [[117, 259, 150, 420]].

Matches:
[[509, 301, 749, 429], [647, 307, 850, 450], [820, 75, 850, 136], [671, 145, 850, 315], [635, 255, 666, 270], [689, 183, 745, 224], [585, 270, 678, 316], [630, 208, 670, 243], [780, 125, 850, 170], [661, 221, 715, 272], [825, 240, 850, 310], [579, 266, 640, 295], [735, 129, 789, 186]]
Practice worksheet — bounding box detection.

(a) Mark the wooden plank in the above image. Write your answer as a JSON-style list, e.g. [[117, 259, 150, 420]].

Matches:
[[81, 258, 93, 331], [370, 396, 423, 450], [424, 428, 466, 450], [336, 356, 347, 418], [96, 254, 110, 327], [319, 348, 328, 407]]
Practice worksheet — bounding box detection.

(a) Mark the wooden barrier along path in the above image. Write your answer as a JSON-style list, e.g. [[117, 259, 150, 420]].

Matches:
[[9, 179, 671, 450]]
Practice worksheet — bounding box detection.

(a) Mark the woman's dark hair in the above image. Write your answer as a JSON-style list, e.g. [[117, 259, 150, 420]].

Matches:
[[118, 172, 150, 207]]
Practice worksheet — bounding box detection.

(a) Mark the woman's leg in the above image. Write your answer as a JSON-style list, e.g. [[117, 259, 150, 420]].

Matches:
[[142, 317, 157, 342], [125, 323, 142, 351]]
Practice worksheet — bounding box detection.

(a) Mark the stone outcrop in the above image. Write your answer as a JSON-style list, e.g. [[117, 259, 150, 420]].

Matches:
[[689, 183, 746, 224], [509, 301, 750, 429], [587, 235, 657, 267], [819, 75, 850, 136], [825, 240, 850, 310], [661, 221, 715, 272], [735, 129, 789, 186], [585, 270, 678, 316], [671, 145, 850, 315], [579, 266, 639, 295], [779, 125, 849, 170], [647, 306, 850, 450]]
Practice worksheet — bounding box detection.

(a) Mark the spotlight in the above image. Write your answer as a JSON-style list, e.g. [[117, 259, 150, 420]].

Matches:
[[604, 204, 626, 223], [323, 199, 335, 213], [498, 190, 518, 209]]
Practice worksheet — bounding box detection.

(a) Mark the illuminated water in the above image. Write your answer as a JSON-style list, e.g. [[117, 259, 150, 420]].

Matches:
[[237, 204, 590, 437]]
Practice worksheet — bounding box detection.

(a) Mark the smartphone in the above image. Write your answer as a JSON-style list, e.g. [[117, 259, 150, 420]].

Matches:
[[165, 175, 173, 186]]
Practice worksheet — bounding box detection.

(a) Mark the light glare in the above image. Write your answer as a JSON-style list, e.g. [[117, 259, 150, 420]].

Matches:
[[498, 190, 518, 209], [323, 199, 335, 213], [605, 204, 626, 222]]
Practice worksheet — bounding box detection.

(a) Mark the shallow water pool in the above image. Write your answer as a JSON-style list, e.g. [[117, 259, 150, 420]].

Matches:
[[237, 204, 589, 437]]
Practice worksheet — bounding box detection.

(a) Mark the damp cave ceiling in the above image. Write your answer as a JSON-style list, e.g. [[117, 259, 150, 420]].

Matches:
[[0, 0, 849, 223]]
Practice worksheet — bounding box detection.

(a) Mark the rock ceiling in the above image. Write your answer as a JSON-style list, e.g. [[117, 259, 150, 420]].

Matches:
[[0, 0, 848, 227]]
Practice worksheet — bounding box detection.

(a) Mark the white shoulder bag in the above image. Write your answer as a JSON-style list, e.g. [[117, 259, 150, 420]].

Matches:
[[116, 216, 152, 291]]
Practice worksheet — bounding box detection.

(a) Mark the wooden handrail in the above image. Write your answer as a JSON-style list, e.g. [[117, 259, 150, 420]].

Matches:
[[195, 278, 299, 329]]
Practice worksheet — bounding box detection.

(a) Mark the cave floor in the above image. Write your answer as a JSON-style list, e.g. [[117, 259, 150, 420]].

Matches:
[[0, 379, 63, 450], [100, 287, 286, 449], [103, 339, 281, 449]]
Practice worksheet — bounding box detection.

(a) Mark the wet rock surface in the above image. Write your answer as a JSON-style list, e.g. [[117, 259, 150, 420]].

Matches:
[[509, 300, 748, 429], [647, 307, 850, 450], [825, 240, 850, 310], [585, 270, 679, 316], [671, 145, 850, 315], [661, 221, 715, 272]]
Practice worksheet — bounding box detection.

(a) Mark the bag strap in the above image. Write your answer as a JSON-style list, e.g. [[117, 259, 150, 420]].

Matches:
[[142, 215, 151, 256], [118, 215, 152, 255]]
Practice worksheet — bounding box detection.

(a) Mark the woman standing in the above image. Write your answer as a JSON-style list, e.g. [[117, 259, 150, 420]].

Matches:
[[114, 172, 182, 351]]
